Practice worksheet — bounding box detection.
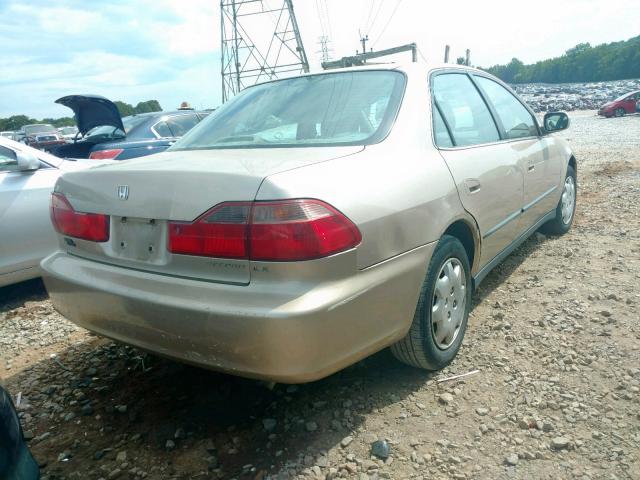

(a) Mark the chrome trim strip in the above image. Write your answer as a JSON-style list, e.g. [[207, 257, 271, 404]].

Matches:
[[522, 185, 557, 212], [483, 209, 522, 239]]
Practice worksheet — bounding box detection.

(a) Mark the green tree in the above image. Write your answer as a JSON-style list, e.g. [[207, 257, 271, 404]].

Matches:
[[482, 35, 640, 83], [113, 101, 135, 117], [134, 100, 162, 114]]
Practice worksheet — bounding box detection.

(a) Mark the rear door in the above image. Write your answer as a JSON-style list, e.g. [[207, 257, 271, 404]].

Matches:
[[0, 145, 59, 277], [473, 75, 561, 229], [431, 72, 525, 267]]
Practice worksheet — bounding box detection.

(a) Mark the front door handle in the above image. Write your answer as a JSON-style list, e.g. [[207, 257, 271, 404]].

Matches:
[[464, 179, 481, 194], [528, 164, 535, 172]]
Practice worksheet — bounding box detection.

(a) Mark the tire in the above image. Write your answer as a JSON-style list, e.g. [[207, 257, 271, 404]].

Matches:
[[391, 235, 472, 370], [540, 165, 577, 235], [614, 108, 626, 117]]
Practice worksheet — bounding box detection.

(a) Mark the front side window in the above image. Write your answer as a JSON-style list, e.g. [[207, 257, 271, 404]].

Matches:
[[0, 145, 18, 172], [171, 71, 405, 150], [432, 73, 500, 147], [475, 76, 538, 139]]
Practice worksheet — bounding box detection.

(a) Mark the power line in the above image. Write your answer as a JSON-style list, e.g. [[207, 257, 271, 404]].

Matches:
[[371, 0, 404, 48], [362, 0, 377, 34], [366, 0, 385, 38]]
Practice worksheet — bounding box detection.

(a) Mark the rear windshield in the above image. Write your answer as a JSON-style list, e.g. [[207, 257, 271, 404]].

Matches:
[[171, 71, 405, 150]]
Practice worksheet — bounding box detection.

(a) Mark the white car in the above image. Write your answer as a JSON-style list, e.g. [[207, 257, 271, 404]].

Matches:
[[0, 137, 107, 287]]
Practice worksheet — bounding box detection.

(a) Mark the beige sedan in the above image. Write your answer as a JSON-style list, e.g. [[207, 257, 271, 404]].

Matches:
[[42, 64, 576, 383]]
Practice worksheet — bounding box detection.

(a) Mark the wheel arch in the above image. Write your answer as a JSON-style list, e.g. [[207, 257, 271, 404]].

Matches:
[[442, 218, 481, 276]]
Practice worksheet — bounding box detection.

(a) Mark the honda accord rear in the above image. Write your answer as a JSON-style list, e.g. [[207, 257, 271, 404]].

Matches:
[[43, 65, 575, 382]]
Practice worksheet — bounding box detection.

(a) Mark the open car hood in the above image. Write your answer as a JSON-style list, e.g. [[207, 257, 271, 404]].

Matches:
[[55, 94, 124, 135]]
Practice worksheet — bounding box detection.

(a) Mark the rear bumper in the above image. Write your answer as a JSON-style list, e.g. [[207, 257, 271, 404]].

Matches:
[[41, 245, 433, 383]]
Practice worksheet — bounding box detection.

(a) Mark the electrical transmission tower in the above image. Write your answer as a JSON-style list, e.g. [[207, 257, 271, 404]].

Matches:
[[220, 0, 310, 103], [318, 35, 332, 62]]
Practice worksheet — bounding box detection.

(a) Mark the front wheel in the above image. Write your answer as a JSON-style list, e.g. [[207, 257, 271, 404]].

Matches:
[[391, 235, 472, 371], [614, 108, 626, 117], [540, 165, 576, 235]]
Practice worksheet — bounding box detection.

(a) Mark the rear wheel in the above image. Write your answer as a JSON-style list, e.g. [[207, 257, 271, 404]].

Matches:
[[391, 235, 471, 370], [540, 165, 576, 235], [614, 108, 626, 117]]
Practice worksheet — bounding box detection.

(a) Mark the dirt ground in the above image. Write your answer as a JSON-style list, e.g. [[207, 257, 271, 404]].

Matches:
[[1, 111, 639, 480]]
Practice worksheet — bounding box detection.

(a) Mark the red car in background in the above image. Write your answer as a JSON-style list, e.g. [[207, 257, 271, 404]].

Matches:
[[598, 90, 640, 117]]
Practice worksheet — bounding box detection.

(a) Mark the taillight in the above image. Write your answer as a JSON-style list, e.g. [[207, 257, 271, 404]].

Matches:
[[250, 200, 361, 261], [168, 199, 361, 261], [89, 149, 123, 160], [50, 193, 110, 242], [168, 203, 249, 258]]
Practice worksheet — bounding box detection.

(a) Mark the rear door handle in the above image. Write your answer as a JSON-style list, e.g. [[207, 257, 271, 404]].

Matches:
[[528, 164, 535, 172], [464, 179, 481, 194]]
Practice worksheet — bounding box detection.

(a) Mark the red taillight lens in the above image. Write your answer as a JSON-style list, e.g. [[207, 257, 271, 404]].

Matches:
[[89, 149, 123, 160], [168, 199, 361, 261], [249, 200, 362, 261], [50, 193, 110, 242], [168, 203, 250, 258]]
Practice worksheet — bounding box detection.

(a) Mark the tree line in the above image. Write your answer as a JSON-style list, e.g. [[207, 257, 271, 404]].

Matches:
[[0, 99, 162, 132], [483, 35, 640, 84]]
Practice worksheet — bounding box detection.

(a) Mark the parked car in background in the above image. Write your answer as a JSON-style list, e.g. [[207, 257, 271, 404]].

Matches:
[[598, 90, 640, 117], [42, 64, 577, 383], [53, 95, 209, 160], [57, 126, 79, 142], [20, 124, 66, 151], [1, 131, 16, 139], [0, 137, 108, 287]]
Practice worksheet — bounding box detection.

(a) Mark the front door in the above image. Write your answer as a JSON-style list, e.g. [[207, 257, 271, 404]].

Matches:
[[472, 75, 561, 228]]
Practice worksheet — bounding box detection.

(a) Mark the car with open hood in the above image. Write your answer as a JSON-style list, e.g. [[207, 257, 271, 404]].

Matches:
[[42, 64, 576, 383], [53, 95, 209, 160], [598, 90, 640, 117]]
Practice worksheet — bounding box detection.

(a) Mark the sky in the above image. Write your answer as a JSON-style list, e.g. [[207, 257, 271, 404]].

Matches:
[[1, 0, 638, 119]]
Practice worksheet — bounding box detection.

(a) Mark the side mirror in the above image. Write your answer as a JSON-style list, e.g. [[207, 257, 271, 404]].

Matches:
[[543, 112, 570, 133], [16, 151, 40, 171]]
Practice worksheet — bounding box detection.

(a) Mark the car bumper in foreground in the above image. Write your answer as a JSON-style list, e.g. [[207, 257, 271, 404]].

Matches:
[[41, 245, 433, 383]]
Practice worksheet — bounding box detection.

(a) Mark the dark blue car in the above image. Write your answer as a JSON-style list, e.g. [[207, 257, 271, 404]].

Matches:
[[53, 95, 209, 160]]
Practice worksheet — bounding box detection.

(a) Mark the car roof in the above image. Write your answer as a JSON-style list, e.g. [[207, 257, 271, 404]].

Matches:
[[246, 62, 485, 89]]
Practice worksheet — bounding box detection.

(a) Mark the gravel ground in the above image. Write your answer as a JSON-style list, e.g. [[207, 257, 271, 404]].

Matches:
[[1, 111, 639, 480]]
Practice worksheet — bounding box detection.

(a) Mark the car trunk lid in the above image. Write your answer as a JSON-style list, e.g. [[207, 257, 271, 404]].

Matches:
[[55, 94, 125, 136], [54, 146, 363, 284]]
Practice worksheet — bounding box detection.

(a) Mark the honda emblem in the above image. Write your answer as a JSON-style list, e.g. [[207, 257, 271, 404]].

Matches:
[[117, 185, 129, 200]]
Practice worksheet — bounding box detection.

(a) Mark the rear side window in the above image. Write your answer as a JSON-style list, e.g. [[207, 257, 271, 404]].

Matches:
[[432, 107, 453, 147], [432, 73, 500, 147], [475, 76, 538, 139], [153, 121, 172, 138], [166, 114, 200, 137]]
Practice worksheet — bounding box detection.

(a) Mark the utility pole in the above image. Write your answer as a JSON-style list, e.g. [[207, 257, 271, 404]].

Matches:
[[220, 0, 310, 103], [444, 45, 450, 63], [360, 34, 369, 55]]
